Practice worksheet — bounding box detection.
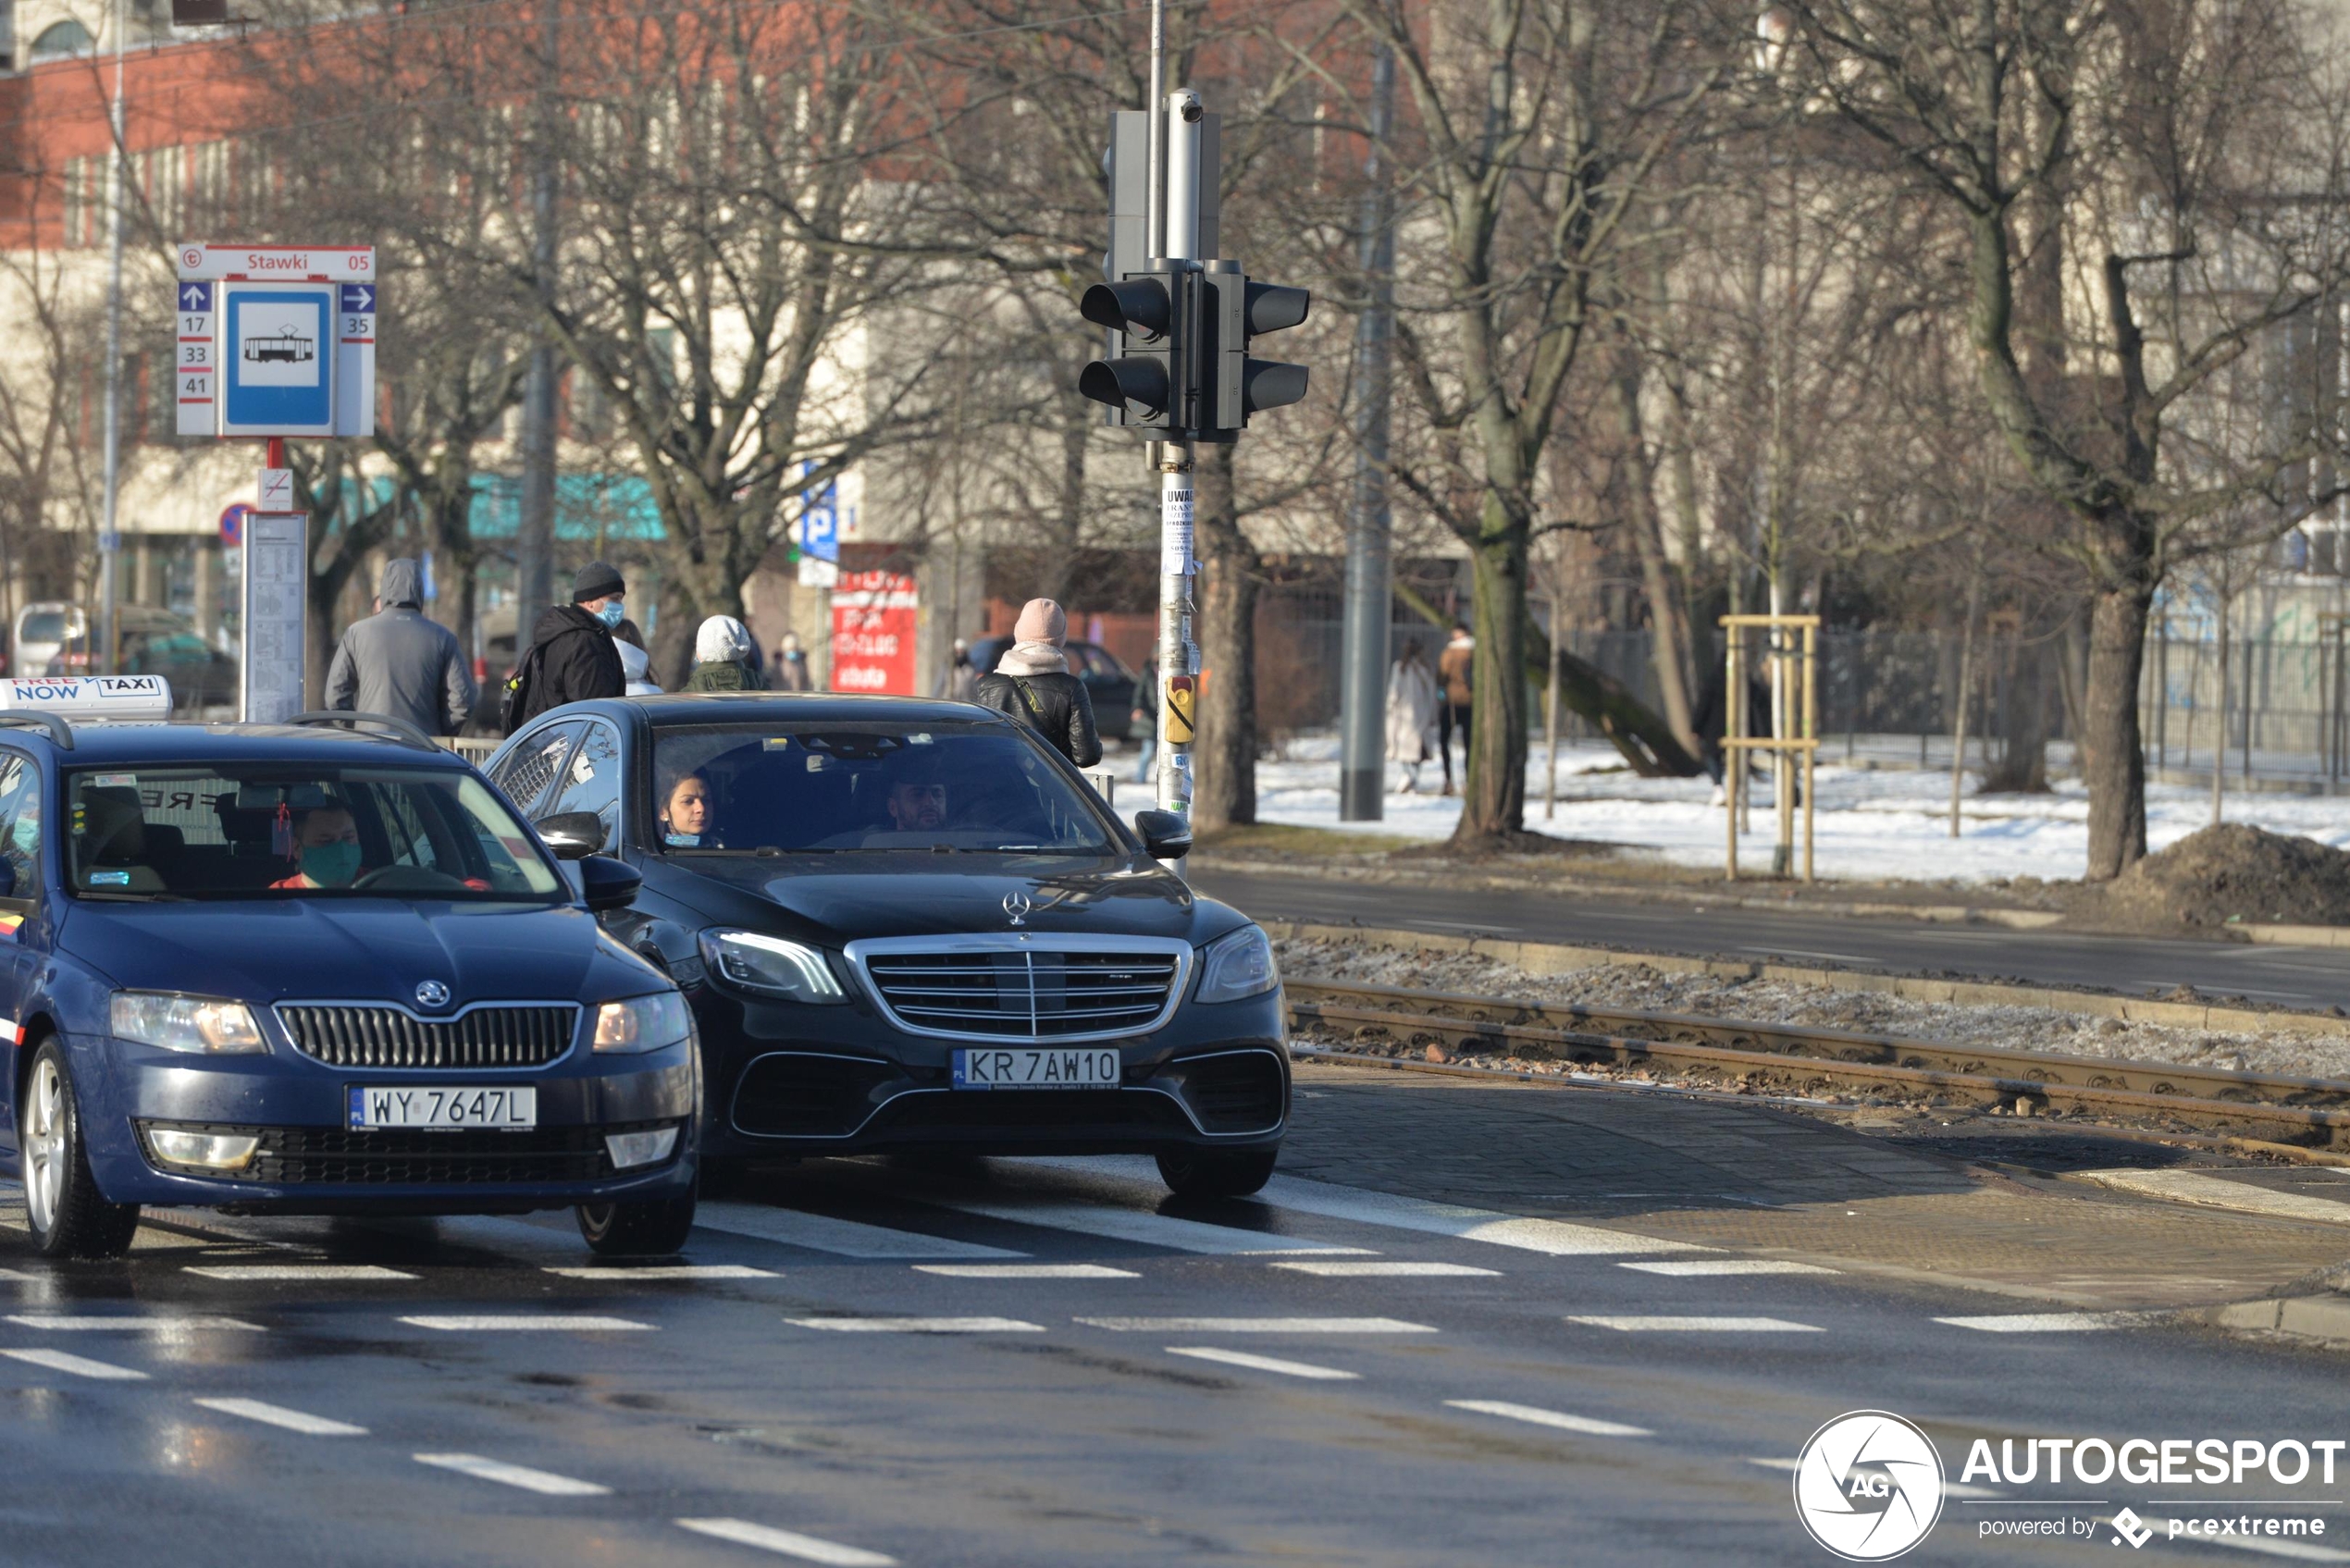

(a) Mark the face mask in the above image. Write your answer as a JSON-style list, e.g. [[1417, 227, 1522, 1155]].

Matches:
[[594, 600, 626, 630], [663, 832, 700, 848], [303, 841, 362, 887]]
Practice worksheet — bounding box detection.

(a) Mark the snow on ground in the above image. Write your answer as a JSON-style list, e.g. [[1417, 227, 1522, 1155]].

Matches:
[[1240, 734, 2350, 884]]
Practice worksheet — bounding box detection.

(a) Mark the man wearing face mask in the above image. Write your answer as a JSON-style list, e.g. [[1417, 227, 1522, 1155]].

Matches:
[[509, 562, 629, 728], [270, 804, 366, 890]]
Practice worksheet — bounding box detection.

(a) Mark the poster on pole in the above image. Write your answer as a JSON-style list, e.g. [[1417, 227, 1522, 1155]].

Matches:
[[830, 570, 918, 694], [241, 512, 308, 723]]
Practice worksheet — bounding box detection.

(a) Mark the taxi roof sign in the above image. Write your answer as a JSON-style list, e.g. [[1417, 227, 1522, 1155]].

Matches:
[[3, 675, 174, 724]]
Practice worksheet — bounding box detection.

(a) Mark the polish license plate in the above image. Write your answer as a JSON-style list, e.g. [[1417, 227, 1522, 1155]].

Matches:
[[347, 1086, 538, 1130], [951, 1048, 1120, 1090]]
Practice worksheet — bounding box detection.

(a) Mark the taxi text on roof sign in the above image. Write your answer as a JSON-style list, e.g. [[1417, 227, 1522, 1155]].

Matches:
[[3, 675, 173, 722]]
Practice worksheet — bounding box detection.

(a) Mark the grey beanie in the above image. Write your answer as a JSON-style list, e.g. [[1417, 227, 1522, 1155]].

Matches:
[[571, 561, 625, 603]]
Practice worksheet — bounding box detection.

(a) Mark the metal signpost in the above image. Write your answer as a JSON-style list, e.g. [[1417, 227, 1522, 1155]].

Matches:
[[174, 243, 376, 721]]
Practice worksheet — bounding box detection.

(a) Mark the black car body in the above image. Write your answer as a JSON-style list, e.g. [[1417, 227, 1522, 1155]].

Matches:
[[483, 695, 1286, 1194], [967, 636, 1139, 742]]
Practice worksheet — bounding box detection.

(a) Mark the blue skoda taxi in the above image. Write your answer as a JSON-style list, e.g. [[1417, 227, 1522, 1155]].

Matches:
[[0, 678, 698, 1258]]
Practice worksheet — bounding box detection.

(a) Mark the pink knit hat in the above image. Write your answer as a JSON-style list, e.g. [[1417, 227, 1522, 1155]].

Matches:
[[1012, 598, 1068, 645]]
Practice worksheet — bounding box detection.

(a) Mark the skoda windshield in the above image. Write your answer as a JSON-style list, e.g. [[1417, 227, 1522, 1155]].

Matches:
[[64, 766, 566, 901], [652, 721, 1119, 854]]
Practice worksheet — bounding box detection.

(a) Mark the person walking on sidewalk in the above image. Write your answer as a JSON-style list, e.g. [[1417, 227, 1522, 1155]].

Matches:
[[1385, 639, 1441, 795], [975, 598, 1101, 768], [772, 630, 815, 692], [1437, 622, 1475, 796], [685, 615, 766, 691], [324, 558, 475, 736], [507, 562, 628, 728], [935, 638, 980, 701], [614, 619, 662, 697]]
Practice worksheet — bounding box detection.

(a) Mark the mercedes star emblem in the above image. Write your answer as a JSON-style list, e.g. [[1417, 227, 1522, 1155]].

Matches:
[[414, 980, 451, 1008], [1002, 891, 1033, 927]]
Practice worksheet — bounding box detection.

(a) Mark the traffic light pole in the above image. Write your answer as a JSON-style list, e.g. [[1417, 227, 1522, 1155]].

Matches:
[[1338, 45, 1396, 821], [1155, 86, 1202, 851]]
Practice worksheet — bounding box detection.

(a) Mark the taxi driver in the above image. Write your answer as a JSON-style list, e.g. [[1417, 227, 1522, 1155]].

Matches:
[[272, 803, 365, 889], [885, 773, 947, 833]]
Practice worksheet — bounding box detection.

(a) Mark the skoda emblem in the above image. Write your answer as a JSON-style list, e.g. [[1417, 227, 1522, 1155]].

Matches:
[[1001, 891, 1033, 927], [414, 980, 451, 1009]]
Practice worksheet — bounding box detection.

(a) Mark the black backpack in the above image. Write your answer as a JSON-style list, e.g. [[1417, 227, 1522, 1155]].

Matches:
[[501, 640, 550, 732]]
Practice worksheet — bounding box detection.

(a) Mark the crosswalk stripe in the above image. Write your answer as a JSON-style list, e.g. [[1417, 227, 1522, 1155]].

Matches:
[[698, 1201, 1023, 1260], [194, 1397, 367, 1436], [1270, 1261, 1500, 1278], [912, 1264, 1139, 1279], [1444, 1400, 1651, 1437], [400, 1315, 653, 1332], [938, 1198, 1368, 1256], [1079, 1316, 1436, 1333], [1617, 1260, 1838, 1277], [0, 1347, 147, 1379], [1166, 1346, 1360, 1380], [542, 1266, 778, 1280], [785, 1316, 1044, 1333], [1566, 1315, 1823, 1332], [1933, 1312, 2150, 1333], [184, 1266, 417, 1281], [676, 1517, 897, 1566], [6, 1314, 264, 1331], [1257, 1175, 1707, 1257], [414, 1452, 611, 1496]]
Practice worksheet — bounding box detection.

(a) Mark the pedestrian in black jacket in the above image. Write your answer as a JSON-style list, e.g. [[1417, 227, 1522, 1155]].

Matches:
[[974, 598, 1101, 767], [508, 562, 628, 728]]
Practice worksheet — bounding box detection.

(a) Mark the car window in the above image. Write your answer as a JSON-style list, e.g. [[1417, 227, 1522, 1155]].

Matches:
[[542, 721, 621, 842], [0, 756, 41, 901], [61, 766, 564, 901], [490, 721, 582, 815], [650, 721, 1118, 855]]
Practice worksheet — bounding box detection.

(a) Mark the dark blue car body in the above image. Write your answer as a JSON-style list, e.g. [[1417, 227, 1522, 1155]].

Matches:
[[0, 720, 697, 1216]]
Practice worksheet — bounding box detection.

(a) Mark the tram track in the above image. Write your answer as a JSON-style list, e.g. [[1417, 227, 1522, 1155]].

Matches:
[[1283, 979, 2350, 1151]]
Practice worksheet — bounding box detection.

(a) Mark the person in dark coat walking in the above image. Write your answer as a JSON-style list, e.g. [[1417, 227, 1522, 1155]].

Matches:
[[509, 562, 628, 728], [324, 558, 475, 735], [772, 631, 815, 692], [974, 598, 1101, 768]]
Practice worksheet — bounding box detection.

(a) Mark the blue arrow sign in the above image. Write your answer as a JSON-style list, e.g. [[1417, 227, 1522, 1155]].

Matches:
[[340, 283, 375, 314], [179, 281, 211, 311]]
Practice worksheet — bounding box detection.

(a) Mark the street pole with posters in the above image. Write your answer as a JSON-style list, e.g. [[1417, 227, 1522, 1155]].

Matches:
[[96, 0, 128, 676]]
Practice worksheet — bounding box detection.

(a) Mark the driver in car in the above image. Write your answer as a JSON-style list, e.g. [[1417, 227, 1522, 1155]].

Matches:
[[885, 773, 947, 833], [270, 802, 366, 890], [661, 770, 719, 848]]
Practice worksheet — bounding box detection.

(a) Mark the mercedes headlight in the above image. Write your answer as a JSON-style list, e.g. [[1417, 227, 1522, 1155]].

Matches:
[[592, 991, 695, 1054], [698, 931, 847, 1004], [110, 993, 267, 1054], [1194, 926, 1280, 1005]]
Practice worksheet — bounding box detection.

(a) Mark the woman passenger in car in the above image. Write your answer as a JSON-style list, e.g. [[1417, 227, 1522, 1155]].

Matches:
[[660, 770, 720, 848]]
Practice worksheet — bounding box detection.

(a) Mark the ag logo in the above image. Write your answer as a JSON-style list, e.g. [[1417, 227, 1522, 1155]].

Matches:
[[1793, 1410, 1944, 1561]]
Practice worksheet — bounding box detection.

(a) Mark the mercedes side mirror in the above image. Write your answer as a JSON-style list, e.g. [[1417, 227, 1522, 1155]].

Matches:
[[536, 811, 607, 860], [1133, 809, 1192, 860], [577, 854, 641, 913]]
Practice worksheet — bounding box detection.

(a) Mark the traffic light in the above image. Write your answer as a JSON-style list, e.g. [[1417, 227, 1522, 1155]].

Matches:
[[1196, 265, 1310, 441], [1079, 265, 1183, 433]]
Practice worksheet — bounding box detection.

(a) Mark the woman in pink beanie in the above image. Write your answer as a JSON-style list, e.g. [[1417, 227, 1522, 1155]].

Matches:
[[974, 597, 1102, 766]]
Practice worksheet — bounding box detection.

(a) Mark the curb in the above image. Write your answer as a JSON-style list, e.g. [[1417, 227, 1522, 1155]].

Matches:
[[2206, 1296, 2350, 1345], [1260, 920, 2350, 1039], [2245, 923, 2350, 950]]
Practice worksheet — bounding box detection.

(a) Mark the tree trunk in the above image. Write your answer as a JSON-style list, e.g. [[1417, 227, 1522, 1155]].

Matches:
[[1191, 445, 1258, 833], [2081, 584, 2152, 879], [1605, 347, 1701, 758], [1454, 511, 1528, 842], [1983, 629, 2052, 793]]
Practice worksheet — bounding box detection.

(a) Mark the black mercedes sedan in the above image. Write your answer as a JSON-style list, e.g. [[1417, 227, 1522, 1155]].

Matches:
[[480, 694, 1287, 1196]]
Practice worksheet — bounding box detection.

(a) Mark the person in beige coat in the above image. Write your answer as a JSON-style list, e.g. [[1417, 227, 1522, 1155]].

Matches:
[[1385, 641, 1441, 794]]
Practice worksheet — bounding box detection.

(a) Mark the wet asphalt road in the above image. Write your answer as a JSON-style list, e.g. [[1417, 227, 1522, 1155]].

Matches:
[[5, 1082, 2350, 1567], [1193, 870, 2350, 1014]]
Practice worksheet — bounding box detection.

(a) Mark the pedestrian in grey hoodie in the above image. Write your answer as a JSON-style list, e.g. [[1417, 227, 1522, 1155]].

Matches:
[[324, 558, 476, 735]]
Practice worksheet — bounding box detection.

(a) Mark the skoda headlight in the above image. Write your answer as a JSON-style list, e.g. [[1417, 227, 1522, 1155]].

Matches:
[[111, 993, 267, 1055], [1195, 926, 1280, 1005], [698, 931, 847, 1004], [593, 991, 695, 1054]]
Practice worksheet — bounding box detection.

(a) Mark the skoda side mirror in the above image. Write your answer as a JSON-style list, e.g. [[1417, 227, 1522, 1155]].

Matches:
[[536, 811, 607, 861], [1133, 809, 1192, 860], [577, 854, 641, 913]]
